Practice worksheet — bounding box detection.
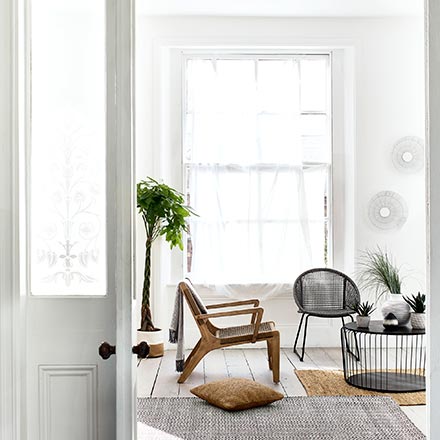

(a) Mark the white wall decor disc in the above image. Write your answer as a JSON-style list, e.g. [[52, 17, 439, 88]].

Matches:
[[392, 136, 424, 173], [368, 191, 408, 230]]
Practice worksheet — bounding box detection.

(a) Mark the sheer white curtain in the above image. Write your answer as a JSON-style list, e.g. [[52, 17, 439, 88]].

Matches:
[[184, 57, 330, 299]]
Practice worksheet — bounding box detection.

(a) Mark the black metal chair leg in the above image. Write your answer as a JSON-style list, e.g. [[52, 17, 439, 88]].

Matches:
[[293, 313, 305, 360], [343, 316, 360, 361], [297, 314, 311, 362]]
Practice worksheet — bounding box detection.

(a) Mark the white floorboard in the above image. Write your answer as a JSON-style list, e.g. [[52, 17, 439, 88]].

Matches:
[[138, 347, 426, 436]]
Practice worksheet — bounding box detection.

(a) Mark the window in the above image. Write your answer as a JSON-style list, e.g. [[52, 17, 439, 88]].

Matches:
[[30, 0, 106, 295], [183, 54, 331, 286]]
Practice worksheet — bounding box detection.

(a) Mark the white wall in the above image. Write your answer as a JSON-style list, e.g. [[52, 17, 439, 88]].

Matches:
[[135, 16, 425, 347]]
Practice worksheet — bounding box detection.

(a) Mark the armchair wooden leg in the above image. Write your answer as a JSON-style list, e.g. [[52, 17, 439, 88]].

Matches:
[[183, 338, 202, 367], [178, 344, 207, 384], [266, 339, 273, 370], [271, 335, 280, 383]]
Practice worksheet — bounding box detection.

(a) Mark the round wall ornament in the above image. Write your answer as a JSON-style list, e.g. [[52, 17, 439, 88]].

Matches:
[[391, 136, 424, 173], [368, 191, 408, 230]]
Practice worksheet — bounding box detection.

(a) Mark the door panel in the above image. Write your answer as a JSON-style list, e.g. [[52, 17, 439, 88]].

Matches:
[[24, 0, 135, 439], [39, 365, 98, 440], [26, 298, 116, 439]]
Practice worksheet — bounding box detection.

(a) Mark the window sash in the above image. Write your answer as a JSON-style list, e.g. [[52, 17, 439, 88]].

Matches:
[[183, 53, 332, 284]]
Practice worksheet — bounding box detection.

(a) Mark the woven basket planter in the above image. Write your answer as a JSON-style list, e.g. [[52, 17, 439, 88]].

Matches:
[[410, 313, 425, 330]]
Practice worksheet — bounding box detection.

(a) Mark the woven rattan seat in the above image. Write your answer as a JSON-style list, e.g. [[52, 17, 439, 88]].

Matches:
[[177, 280, 280, 384], [292, 268, 360, 361], [216, 322, 274, 339]]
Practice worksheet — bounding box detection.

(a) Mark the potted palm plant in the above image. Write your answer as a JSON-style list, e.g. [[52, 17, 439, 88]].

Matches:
[[357, 247, 410, 326], [137, 177, 196, 357], [403, 292, 426, 330], [350, 301, 376, 328]]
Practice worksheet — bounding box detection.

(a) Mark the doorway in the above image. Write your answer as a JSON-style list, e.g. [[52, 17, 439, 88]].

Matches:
[[135, 2, 428, 439]]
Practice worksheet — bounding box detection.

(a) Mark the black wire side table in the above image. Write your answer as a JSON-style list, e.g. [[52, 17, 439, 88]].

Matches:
[[341, 321, 426, 392]]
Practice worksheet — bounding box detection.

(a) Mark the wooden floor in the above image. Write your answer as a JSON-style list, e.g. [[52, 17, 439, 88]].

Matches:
[[137, 347, 426, 436]]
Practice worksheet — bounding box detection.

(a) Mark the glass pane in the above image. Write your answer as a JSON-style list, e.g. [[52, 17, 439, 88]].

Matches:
[[262, 223, 313, 282], [258, 114, 302, 163], [302, 136, 331, 163], [260, 169, 303, 221], [300, 114, 328, 136], [188, 167, 258, 221], [256, 59, 299, 113], [300, 58, 328, 112], [30, 0, 106, 295], [303, 166, 329, 220]]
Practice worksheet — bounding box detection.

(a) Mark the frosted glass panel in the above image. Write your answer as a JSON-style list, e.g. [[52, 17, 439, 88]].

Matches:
[[30, 0, 106, 295]]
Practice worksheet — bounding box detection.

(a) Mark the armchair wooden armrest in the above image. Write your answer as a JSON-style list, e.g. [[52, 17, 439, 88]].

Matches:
[[196, 307, 264, 343], [206, 299, 260, 323], [206, 299, 260, 309]]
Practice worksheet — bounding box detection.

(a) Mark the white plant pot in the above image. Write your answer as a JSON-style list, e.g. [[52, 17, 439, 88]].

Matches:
[[410, 313, 425, 330], [381, 293, 410, 326], [137, 328, 164, 358], [356, 315, 371, 328]]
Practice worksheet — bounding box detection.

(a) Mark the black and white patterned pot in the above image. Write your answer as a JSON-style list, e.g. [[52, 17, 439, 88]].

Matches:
[[381, 294, 410, 326]]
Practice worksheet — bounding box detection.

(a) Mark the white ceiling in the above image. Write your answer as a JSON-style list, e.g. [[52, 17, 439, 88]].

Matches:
[[137, 0, 424, 18]]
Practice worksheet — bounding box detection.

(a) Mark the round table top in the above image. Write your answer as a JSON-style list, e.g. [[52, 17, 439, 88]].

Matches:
[[344, 320, 425, 335]]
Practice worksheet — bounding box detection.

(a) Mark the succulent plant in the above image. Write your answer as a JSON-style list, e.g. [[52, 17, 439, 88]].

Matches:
[[350, 301, 376, 317], [403, 292, 426, 314]]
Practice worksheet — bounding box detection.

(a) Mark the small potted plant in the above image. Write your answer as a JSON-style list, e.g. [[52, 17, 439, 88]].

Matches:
[[350, 301, 376, 328], [137, 177, 196, 356], [403, 292, 426, 330], [357, 247, 410, 326]]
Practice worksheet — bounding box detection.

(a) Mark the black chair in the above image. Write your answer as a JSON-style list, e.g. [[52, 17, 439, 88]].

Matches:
[[293, 268, 360, 361]]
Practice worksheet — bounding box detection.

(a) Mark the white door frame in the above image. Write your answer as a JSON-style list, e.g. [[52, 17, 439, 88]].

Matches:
[[427, 0, 440, 438], [0, 0, 22, 438], [1, 1, 438, 439], [113, 0, 136, 438], [0, 0, 136, 439]]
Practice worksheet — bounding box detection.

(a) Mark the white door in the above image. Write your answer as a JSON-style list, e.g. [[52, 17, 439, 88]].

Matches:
[[8, 0, 136, 439]]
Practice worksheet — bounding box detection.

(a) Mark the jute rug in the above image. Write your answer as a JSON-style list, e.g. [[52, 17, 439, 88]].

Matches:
[[295, 369, 425, 406], [137, 396, 425, 439]]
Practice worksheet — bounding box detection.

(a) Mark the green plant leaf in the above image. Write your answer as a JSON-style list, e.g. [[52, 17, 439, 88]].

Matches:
[[137, 177, 197, 329], [356, 247, 403, 300]]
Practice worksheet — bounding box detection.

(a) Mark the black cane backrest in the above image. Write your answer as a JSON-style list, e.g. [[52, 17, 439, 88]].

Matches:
[[293, 268, 360, 313]]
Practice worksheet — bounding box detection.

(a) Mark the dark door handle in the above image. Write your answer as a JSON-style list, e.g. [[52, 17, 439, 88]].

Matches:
[[99, 341, 150, 360], [99, 342, 116, 360], [132, 341, 150, 359]]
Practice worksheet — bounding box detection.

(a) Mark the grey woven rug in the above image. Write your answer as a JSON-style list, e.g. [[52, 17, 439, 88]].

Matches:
[[137, 396, 425, 440]]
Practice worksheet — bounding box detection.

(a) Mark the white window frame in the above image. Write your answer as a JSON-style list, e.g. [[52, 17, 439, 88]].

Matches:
[[181, 52, 334, 282], [151, 41, 355, 302]]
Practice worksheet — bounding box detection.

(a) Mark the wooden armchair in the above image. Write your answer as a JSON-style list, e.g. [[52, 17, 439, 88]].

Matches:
[[177, 279, 280, 384]]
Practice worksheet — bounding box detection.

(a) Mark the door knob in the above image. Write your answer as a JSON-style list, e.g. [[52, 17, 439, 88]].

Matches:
[[99, 341, 150, 360], [132, 341, 150, 359], [99, 342, 116, 360]]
